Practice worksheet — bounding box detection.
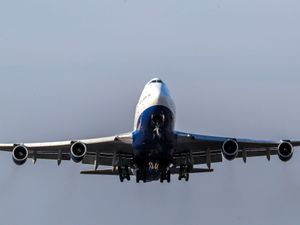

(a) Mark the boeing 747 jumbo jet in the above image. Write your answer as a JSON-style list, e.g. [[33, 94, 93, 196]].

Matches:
[[0, 78, 299, 183]]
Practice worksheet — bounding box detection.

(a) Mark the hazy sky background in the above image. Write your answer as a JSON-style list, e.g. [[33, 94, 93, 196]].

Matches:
[[0, 0, 300, 225]]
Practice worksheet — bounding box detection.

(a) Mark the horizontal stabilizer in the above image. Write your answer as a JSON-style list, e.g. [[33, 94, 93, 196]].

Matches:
[[171, 167, 214, 174], [80, 169, 133, 176], [81, 168, 212, 176]]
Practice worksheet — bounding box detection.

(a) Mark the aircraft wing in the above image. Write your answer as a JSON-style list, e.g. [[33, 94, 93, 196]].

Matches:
[[174, 131, 300, 166], [0, 133, 133, 166]]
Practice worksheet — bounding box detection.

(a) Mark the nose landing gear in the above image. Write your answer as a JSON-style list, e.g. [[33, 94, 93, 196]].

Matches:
[[152, 112, 165, 139]]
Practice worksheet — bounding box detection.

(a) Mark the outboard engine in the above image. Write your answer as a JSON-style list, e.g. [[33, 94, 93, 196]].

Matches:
[[278, 141, 294, 162], [222, 139, 239, 161], [12, 145, 29, 165], [70, 142, 87, 163]]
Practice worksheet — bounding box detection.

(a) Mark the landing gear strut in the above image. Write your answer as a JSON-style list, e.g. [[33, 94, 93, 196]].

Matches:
[[152, 112, 165, 140]]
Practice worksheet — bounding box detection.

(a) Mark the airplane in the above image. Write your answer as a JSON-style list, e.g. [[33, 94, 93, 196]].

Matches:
[[0, 78, 299, 183]]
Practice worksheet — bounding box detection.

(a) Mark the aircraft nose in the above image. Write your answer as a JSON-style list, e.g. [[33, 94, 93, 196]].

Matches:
[[142, 78, 172, 106], [152, 84, 165, 99]]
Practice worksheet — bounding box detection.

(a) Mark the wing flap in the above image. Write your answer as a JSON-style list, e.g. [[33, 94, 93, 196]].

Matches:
[[237, 149, 278, 158], [173, 152, 223, 165], [29, 153, 71, 161]]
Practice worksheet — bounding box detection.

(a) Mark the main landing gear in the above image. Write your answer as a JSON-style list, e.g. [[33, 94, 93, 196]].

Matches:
[[118, 166, 131, 182], [178, 165, 190, 182], [160, 169, 171, 183], [136, 168, 147, 183], [135, 163, 172, 183]]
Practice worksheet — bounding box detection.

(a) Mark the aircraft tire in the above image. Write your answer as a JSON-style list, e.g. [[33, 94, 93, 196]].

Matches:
[[167, 170, 171, 183], [185, 173, 189, 182], [136, 170, 140, 183]]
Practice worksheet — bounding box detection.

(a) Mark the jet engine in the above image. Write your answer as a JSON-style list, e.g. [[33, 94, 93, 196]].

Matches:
[[222, 139, 239, 161], [70, 142, 87, 163], [278, 141, 294, 162], [12, 145, 29, 165]]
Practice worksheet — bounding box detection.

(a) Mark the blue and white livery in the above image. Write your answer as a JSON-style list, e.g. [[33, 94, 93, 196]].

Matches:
[[0, 78, 300, 183]]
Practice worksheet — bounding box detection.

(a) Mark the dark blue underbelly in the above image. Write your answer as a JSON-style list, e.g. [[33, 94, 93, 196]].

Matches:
[[132, 105, 176, 164]]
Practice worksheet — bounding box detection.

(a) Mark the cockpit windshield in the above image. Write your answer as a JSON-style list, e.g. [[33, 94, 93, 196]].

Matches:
[[150, 79, 163, 84]]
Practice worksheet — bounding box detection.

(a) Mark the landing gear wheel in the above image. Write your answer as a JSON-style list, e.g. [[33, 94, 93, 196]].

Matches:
[[125, 166, 130, 181], [178, 165, 190, 182], [136, 170, 140, 183], [160, 170, 166, 183], [119, 174, 124, 182], [142, 169, 147, 183], [185, 173, 189, 182], [166, 170, 171, 183], [160, 169, 171, 183], [178, 166, 184, 181], [118, 168, 124, 183], [160, 176, 164, 183], [137, 168, 147, 183]]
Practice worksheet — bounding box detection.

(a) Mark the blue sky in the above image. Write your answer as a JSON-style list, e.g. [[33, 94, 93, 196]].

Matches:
[[0, 1, 300, 225]]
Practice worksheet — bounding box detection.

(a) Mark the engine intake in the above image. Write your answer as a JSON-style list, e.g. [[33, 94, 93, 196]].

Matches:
[[12, 145, 29, 165], [70, 142, 87, 163], [278, 141, 294, 162], [222, 139, 239, 161]]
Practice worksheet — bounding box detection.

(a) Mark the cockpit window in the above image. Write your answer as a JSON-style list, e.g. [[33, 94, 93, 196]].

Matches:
[[150, 79, 163, 84]]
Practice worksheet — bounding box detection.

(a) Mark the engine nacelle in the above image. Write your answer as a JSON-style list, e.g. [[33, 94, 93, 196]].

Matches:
[[12, 145, 29, 165], [278, 141, 294, 162], [70, 142, 87, 163], [222, 139, 239, 161]]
